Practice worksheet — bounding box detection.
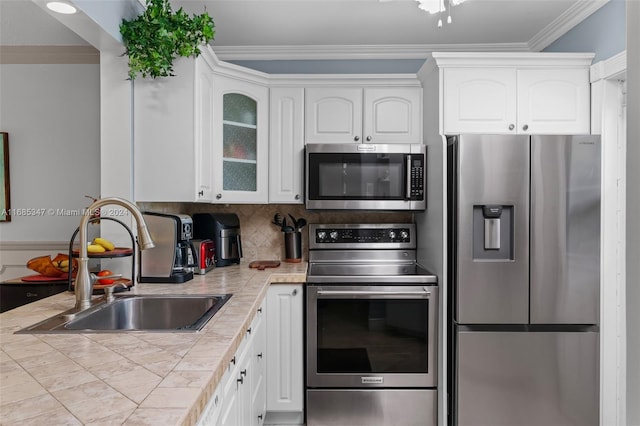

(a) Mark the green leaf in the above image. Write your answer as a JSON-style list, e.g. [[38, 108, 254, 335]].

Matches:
[[119, 0, 215, 79]]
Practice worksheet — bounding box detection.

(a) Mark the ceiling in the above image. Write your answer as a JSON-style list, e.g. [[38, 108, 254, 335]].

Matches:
[[0, 0, 608, 61]]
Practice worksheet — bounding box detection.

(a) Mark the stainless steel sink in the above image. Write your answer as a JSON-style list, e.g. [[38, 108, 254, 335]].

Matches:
[[16, 294, 232, 333]]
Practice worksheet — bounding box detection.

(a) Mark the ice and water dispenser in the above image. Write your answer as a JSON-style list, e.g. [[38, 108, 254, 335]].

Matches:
[[472, 204, 514, 260]]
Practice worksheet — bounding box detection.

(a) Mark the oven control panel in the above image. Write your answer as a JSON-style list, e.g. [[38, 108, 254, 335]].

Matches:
[[313, 225, 412, 244]]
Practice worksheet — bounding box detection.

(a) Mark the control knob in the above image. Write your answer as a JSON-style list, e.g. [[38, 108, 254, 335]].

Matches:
[[388, 230, 396, 240], [400, 230, 409, 240], [317, 231, 327, 241], [329, 231, 339, 241]]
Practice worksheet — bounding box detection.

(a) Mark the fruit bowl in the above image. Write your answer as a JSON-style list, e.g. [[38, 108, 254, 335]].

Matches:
[[26, 254, 78, 277]]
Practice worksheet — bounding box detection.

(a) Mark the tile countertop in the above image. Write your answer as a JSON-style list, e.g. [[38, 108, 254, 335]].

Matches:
[[0, 261, 307, 426]]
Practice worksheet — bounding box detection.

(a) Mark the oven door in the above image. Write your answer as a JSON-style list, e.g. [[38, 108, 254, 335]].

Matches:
[[306, 284, 438, 388], [305, 143, 426, 210]]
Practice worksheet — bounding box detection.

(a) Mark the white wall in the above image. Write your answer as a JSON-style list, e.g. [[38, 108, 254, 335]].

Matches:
[[625, 1, 639, 423], [0, 62, 100, 241]]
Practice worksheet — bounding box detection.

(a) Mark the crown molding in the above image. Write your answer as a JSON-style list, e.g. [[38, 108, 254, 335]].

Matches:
[[590, 50, 627, 82], [528, 0, 610, 52], [211, 42, 531, 61]]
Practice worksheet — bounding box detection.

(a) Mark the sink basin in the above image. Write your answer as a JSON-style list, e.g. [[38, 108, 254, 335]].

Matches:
[[16, 294, 232, 333]]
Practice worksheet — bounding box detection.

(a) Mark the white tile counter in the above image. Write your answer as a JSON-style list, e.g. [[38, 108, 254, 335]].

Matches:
[[0, 261, 307, 425]]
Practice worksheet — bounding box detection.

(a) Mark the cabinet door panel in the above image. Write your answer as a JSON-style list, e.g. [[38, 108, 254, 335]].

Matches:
[[196, 64, 213, 202], [517, 68, 590, 134], [266, 284, 304, 413], [213, 76, 269, 203], [443, 68, 517, 134], [364, 87, 422, 143], [305, 88, 362, 143], [269, 88, 304, 203]]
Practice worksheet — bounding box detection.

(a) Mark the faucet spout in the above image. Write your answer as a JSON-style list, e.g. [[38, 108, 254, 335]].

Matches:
[[74, 197, 155, 310]]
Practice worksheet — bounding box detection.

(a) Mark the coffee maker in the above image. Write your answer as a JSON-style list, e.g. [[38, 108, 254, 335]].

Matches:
[[193, 213, 243, 267], [139, 212, 196, 283]]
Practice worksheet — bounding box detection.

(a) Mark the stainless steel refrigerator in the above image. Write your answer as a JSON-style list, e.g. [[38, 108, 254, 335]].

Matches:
[[447, 134, 600, 426]]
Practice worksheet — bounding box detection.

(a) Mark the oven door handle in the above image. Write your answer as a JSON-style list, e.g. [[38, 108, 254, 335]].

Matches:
[[316, 289, 432, 299]]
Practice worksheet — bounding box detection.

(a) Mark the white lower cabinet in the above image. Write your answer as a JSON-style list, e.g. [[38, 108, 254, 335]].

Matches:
[[199, 300, 266, 426], [265, 284, 304, 424]]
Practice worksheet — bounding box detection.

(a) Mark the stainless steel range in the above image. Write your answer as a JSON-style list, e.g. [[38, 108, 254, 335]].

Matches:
[[306, 223, 439, 426]]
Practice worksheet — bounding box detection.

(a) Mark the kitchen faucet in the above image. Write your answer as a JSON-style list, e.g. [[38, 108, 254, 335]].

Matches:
[[74, 197, 155, 310]]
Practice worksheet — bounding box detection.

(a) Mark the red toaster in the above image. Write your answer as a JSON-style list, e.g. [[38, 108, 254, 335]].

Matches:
[[192, 239, 215, 274]]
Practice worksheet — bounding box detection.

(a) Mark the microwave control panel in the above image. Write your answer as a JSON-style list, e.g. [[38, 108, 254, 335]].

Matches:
[[409, 155, 425, 200]]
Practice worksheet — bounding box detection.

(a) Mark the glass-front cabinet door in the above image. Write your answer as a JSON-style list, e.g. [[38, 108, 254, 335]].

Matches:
[[213, 75, 269, 203]]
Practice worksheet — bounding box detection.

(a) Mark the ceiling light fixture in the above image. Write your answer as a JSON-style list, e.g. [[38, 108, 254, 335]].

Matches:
[[46, 1, 77, 14], [416, 0, 467, 28]]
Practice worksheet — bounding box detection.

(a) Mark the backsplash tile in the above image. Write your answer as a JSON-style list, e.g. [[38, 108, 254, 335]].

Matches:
[[138, 203, 412, 262]]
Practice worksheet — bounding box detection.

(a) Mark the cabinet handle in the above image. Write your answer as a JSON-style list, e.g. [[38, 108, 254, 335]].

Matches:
[[354, 135, 360, 142], [508, 124, 515, 131], [295, 194, 300, 200], [292, 288, 298, 296], [366, 136, 372, 141], [522, 124, 529, 131], [198, 190, 204, 197], [216, 194, 222, 199], [257, 352, 263, 359]]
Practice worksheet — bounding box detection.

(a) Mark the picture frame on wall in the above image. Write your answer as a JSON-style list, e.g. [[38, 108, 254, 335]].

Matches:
[[1, 132, 10, 222]]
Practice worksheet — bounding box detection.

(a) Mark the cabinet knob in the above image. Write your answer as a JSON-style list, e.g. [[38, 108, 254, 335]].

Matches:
[[230, 356, 236, 365], [354, 135, 360, 142], [292, 288, 298, 296], [198, 190, 204, 197], [257, 352, 263, 359], [366, 136, 372, 142], [216, 194, 222, 199], [247, 327, 252, 334], [237, 376, 244, 385], [522, 124, 529, 131], [257, 307, 263, 313], [295, 194, 300, 200], [240, 369, 247, 377], [258, 414, 263, 421], [508, 124, 515, 131]]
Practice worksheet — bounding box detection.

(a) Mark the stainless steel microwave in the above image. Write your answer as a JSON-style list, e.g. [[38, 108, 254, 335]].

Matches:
[[305, 143, 426, 211]]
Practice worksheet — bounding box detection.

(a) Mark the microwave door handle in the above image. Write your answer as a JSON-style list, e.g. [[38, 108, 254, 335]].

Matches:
[[317, 289, 432, 298], [405, 155, 412, 200]]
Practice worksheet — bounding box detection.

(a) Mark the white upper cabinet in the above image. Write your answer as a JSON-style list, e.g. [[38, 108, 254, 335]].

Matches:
[[305, 88, 362, 143], [515, 68, 590, 134], [443, 67, 517, 134], [269, 87, 305, 204], [213, 75, 269, 203], [134, 55, 214, 203], [305, 86, 422, 143], [364, 87, 423, 143], [437, 53, 593, 135]]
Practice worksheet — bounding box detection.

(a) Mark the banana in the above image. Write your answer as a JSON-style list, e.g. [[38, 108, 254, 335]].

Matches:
[[93, 237, 115, 251], [87, 244, 106, 253], [57, 259, 70, 272]]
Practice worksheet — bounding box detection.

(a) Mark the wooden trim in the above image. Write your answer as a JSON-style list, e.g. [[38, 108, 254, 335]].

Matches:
[[0, 45, 99, 64], [0, 241, 69, 251]]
